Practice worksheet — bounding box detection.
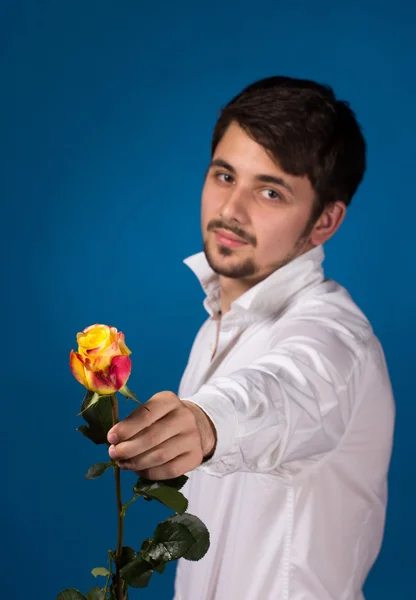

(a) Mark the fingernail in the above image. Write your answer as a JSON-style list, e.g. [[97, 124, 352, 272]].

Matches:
[[109, 445, 117, 458], [108, 432, 118, 444]]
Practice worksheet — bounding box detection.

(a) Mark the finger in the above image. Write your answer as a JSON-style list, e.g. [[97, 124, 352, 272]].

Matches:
[[118, 433, 193, 471], [109, 409, 191, 461], [107, 391, 180, 443], [137, 451, 200, 481]]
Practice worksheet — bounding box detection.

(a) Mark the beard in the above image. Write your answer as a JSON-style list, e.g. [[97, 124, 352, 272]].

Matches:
[[203, 239, 257, 278], [203, 215, 316, 280]]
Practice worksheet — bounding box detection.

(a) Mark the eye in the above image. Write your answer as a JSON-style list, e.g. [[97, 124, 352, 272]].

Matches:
[[261, 189, 282, 201], [215, 171, 234, 184]]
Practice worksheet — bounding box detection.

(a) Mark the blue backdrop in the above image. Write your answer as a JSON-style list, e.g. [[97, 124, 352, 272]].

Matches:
[[2, 1, 414, 598]]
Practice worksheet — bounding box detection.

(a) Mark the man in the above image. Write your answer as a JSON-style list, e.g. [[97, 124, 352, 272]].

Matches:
[[107, 76, 395, 599]]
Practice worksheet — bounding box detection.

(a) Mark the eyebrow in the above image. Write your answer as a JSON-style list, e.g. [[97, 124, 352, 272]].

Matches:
[[209, 158, 295, 196]]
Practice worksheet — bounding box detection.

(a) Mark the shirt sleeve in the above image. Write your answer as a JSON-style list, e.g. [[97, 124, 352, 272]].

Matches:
[[181, 327, 364, 477]]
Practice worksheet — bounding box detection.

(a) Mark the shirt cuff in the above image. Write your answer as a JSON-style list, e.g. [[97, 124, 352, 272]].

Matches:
[[180, 388, 241, 476]]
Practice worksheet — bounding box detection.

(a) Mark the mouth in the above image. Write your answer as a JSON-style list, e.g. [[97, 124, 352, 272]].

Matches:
[[214, 228, 249, 248]]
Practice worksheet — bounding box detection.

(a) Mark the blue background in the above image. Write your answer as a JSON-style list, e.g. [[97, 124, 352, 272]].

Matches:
[[1, 1, 414, 598]]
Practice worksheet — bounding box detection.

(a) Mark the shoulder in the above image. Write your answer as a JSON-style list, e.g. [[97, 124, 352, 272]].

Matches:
[[268, 278, 381, 381]]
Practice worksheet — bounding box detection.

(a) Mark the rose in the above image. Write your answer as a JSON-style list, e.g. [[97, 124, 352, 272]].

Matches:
[[70, 324, 132, 395], [60, 324, 210, 600]]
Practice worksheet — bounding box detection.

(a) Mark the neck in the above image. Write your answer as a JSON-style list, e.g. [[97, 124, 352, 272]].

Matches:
[[217, 243, 318, 315], [218, 275, 257, 315]]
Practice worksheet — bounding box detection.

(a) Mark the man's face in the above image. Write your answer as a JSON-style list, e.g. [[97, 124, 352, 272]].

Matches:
[[201, 122, 319, 284]]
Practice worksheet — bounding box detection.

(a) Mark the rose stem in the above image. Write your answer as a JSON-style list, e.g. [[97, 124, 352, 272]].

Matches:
[[111, 394, 124, 600]]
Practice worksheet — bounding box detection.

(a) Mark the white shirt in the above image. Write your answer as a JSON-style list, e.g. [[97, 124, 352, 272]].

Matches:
[[173, 245, 395, 600]]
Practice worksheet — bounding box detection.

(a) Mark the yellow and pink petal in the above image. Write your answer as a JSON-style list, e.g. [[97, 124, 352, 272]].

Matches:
[[78, 324, 112, 356], [109, 327, 119, 342], [69, 350, 88, 388], [117, 332, 131, 356], [82, 355, 131, 395], [108, 355, 132, 389], [84, 369, 118, 395], [88, 353, 113, 372], [99, 340, 121, 357]]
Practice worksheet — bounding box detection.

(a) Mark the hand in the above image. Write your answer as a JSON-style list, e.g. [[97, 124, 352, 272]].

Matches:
[[107, 391, 217, 480]]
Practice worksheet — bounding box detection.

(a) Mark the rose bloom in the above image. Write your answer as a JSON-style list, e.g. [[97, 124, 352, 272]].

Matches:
[[70, 324, 132, 395]]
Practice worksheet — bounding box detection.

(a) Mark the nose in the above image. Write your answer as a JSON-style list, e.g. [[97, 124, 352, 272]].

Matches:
[[219, 186, 250, 224]]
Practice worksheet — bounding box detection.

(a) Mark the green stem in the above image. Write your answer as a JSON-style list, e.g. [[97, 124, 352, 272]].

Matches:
[[103, 552, 113, 597], [121, 493, 139, 518], [111, 394, 125, 600]]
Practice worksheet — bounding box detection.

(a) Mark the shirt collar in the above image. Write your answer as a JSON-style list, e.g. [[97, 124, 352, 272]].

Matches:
[[183, 245, 325, 320]]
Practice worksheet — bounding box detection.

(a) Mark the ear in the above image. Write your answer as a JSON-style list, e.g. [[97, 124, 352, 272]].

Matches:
[[310, 201, 347, 246]]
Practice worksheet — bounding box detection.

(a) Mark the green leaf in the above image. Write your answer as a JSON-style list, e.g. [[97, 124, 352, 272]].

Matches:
[[85, 463, 113, 480], [133, 477, 189, 513], [147, 486, 188, 514], [120, 556, 154, 588], [77, 392, 114, 445], [135, 474, 188, 492], [118, 384, 140, 403], [119, 545, 136, 569], [91, 567, 110, 577], [119, 384, 151, 412], [56, 591, 87, 600], [149, 520, 195, 562], [77, 391, 100, 415], [154, 561, 166, 575], [161, 474, 189, 490], [140, 538, 153, 553], [85, 587, 105, 600], [170, 513, 210, 561], [77, 425, 99, 444]]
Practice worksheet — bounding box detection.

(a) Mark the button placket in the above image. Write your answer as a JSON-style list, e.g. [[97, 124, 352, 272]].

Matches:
[[206, 311, 246, 373], [210, 310, 222, 361]]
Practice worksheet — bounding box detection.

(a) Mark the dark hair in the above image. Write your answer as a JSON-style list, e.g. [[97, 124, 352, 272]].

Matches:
[[211, 76, 366, 216]]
